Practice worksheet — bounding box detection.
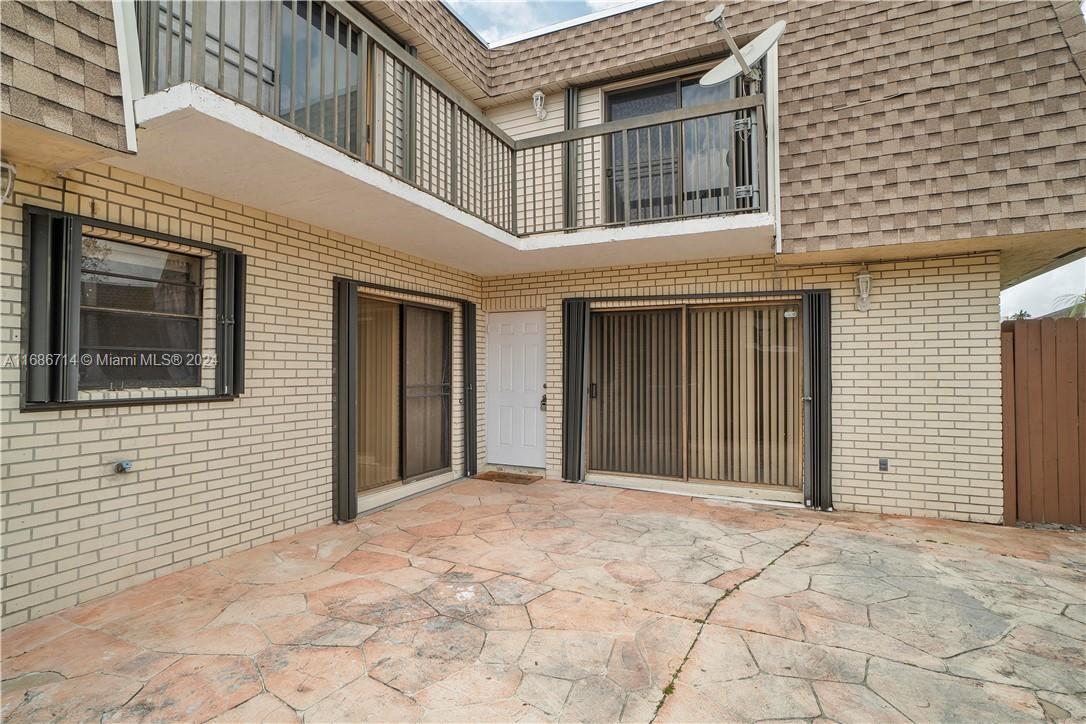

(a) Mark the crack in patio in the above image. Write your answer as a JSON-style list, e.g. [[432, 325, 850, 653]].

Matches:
[[650, 522, 822, 721]]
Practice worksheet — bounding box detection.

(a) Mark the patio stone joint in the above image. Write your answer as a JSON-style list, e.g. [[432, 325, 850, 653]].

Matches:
[[650, 523, 823, 721]]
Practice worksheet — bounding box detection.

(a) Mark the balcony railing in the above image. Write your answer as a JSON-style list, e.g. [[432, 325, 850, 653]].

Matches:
[[137, 0, 766, 237]]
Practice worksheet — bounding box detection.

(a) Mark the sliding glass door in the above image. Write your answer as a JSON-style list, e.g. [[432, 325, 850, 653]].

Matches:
[[355, 297, 451, 494], [402, 305, 452, 480], [587, 302, 803, 488], [587, 308, 684, 478]]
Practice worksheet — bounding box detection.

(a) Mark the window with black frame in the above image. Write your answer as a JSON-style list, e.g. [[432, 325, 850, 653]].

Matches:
[[79, 236, 205, 389], [605, 66, 759, 223], [22, 207, 246, 408]]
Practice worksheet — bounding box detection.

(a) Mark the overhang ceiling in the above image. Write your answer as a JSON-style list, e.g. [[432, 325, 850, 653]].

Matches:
[[104, 85, 776, 277]]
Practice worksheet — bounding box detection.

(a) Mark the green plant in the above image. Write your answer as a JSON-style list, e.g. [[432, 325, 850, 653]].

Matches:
[[1008, 310, 1031, 320]]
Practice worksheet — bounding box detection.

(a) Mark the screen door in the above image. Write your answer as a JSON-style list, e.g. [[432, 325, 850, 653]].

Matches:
[[401, 304, 452, 480]]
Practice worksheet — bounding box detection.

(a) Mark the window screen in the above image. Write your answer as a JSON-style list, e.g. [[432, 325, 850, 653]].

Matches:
[[79, 237, 204, 389]]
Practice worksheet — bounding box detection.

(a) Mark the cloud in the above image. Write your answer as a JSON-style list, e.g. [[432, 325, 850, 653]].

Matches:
[[446, 0, 559, 44], [446, 0, 655, 44], [584, 0, 632, 9]]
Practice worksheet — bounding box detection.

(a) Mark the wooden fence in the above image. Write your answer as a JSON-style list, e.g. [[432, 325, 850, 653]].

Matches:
[[1001, 318, 1086, 526]]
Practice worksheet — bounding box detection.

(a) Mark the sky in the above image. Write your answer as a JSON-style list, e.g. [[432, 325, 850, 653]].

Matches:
[[1000, 257, 1086, 319], [445, 0, 643, 45]]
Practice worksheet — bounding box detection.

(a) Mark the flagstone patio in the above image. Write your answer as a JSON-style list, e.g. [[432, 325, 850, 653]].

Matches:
[[3, 479, 1084, 722]]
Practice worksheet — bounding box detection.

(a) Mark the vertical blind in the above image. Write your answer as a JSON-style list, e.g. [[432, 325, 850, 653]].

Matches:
[[356, 296, 400, 492], [588, 308, 684, 478], [688, 305, 802, 487], [587, 302, 803, 488]]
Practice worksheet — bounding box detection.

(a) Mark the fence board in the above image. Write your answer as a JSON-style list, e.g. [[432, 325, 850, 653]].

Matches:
[[1041, 319, 1059, 522], [1056, 320, 1080, 524], [1080, 321, 1086, 525], [1002, 319, 1086, 526], [1001, 328, 1017, 525]]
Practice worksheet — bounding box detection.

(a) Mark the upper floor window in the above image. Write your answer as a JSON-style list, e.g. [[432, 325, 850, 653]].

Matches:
[[605, 67, 760, 223]]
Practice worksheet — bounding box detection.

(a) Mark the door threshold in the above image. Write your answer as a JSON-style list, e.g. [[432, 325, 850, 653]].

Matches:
[[356, 470, 462, 516], [584, 473, 806, 508]]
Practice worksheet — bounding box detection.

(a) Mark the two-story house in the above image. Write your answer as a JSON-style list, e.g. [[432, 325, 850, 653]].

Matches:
[[1, 0, 1084, 627]]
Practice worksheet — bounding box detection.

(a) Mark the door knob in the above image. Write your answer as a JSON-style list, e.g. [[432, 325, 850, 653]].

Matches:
[[540, 394, 547, 411]]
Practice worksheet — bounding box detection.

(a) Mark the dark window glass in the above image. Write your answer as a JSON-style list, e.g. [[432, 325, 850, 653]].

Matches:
[[681, 78, 735, 215], [81, 274, 200, 316], [607, 82, 680, 223], [78, 236, 203, 390], [607, 81, 678, 121], [680, 77, 734, 108], [605, 71, 754, 223]]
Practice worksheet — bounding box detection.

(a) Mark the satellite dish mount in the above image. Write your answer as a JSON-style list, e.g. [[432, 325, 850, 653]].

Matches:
[[705, 5, 754, 80], [700, 5, 786, 87]]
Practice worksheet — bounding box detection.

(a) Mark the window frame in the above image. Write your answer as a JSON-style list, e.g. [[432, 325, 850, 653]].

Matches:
[[20, 206, 246, 411]]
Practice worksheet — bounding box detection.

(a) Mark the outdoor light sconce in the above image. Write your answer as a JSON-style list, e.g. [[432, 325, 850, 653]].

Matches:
[[532, 90, 547, 120], [856, 269, 873, 311], [0, 161, 15, 203]]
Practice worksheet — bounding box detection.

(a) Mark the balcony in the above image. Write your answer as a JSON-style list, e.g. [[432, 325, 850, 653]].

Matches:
[[126, 0, 775, 272]]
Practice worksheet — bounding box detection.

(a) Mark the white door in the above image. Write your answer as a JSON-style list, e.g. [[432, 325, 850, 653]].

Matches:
[[487, 311, 546, 468]]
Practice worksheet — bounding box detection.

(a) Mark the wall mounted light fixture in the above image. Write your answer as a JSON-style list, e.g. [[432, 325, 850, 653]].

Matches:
[[856, 268, 872, 311], [532, 90, 547, 120], [0, 161, 16, 203]]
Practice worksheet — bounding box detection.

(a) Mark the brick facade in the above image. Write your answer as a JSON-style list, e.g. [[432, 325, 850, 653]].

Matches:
[[0, 163, 483, 628], [483, 254, 1003, 521], [1, 163, 1003, 627]]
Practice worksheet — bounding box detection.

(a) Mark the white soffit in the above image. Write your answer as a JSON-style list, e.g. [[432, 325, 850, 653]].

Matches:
[[116, 85, 775, 275]]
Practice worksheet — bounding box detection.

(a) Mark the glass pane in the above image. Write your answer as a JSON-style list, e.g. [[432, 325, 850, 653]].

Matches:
[[607, 81, 678, 121], [688, 304, 803, 487], [588, 309, 683, 478], [81, 274, 201, 316], [322, 8, 335, 142], [81, 309, 201, 351], [606, 83, 679, 223], [348, 29, 359, 155], [278, 0, 294, 118], [79, 310, 201, 389], [682, 113, 733, 215], [307, 1, 322, 129], [357, 297, 400, 493], [81, 237, 201, 285], [402, 305, 451, 480], [681, 77, 734, 107]]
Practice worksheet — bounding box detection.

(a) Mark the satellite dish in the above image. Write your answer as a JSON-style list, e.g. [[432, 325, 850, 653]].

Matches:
[[699, 7, 786, 87]]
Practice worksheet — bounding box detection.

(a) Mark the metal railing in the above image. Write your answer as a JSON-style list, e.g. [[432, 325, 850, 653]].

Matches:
[[514, 95, 765, 234], [136, 0, 765, 238]]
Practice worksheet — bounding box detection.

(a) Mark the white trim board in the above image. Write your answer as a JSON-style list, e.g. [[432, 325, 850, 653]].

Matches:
[[585, 473, 805, 507]]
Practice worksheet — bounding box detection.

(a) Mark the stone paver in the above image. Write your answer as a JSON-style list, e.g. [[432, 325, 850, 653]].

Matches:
[[2, 479, 1083, 722]]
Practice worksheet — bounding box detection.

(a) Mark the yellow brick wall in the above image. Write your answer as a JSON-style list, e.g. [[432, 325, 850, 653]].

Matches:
[[1, 163, 1004, 627], [481, 253, 1004, 522], [0, 164, 484, 628]]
